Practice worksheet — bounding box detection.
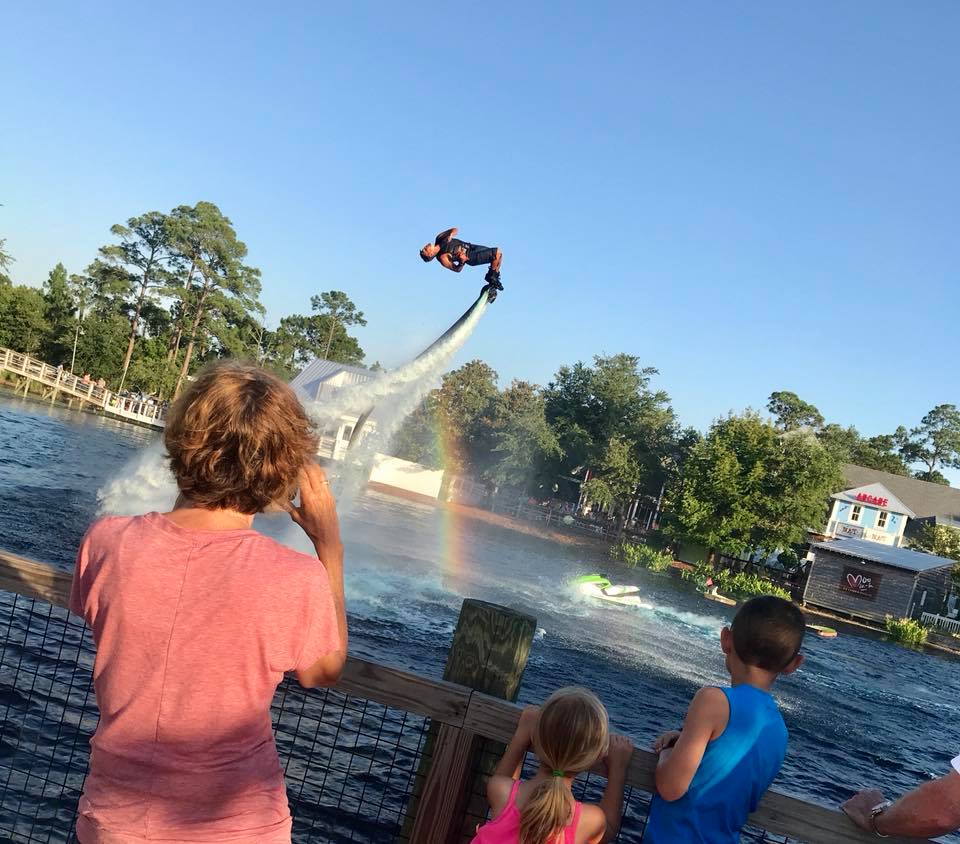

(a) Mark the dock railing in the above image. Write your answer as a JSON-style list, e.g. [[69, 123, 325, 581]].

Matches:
[[0, 550, 929, 843], [0, 348, 166, 429]]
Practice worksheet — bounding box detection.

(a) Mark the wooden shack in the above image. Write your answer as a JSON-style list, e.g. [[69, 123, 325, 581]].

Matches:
[[803, 538, 955, 623]]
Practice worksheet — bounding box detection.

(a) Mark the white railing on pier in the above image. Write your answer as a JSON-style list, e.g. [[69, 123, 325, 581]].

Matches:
[[0, 347, 166, 429], [921, 611, 960, 635]]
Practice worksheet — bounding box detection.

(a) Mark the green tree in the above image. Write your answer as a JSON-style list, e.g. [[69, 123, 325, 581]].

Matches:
[[897, 405, 960, 481], [543, 353, 676, 506], [311, 291, 367, 360], [486, 380, 562, 490], [817, 424, 910, 475], [910, 523, 960, 563], [390, 395, 442, 468], [434, 360, 499, 474], [41, 262, 75, 363], [71, 313, 129, 382], [0, 236, 13, 285], [671, 413, 841, 559], [166, 202, 263, 395], [391, 360, 500, 474], [767, 390, 824, 431], [99, 212, 172, 390], [0, 284, 50, 354], [263, 310, 366, 375], [580, 436, 643, 517], [66, 271, 97, 372]]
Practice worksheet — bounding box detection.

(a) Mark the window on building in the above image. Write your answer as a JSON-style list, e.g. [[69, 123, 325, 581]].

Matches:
[[341, 426, 354, 442], [877, 511, 888, 529], [850, 504, 861, 523]]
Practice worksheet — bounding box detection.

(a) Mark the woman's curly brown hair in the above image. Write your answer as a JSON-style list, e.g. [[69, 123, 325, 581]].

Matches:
[[164, 360, 319, 514]]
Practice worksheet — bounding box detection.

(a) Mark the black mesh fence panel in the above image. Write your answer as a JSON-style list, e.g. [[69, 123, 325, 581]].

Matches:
[[0, 588, 805, 843]]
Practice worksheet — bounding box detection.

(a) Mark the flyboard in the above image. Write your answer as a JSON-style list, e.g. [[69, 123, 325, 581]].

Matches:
[[346, 286, 492, 450], [573, 574, 646, 607]]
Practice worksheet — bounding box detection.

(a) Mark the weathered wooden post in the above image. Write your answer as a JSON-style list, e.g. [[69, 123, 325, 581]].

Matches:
[[405, 599, 536, 844]]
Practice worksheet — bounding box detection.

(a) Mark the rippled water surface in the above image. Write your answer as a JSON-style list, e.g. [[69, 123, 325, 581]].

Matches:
[[1, 391, 958, 832]]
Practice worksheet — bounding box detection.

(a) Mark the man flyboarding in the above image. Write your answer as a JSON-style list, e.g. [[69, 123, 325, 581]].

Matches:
[[420, 227, 504, 302]]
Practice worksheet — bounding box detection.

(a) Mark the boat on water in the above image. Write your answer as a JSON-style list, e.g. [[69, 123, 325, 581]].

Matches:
[[702, 591, 737, 606], [573, 574, 645, 607], [807, 624, 838, 639]]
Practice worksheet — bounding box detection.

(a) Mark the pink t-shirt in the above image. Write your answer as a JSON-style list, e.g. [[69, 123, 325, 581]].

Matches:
[[70, 512, 341, 844]]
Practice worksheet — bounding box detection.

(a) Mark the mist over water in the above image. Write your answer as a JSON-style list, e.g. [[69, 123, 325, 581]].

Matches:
[[95, 290, 490, 520]]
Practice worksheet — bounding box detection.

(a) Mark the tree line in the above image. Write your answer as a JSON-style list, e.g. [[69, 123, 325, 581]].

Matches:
[[394, 364, 960, 561], [4, 214, 958, 562], [0, 205, 369, 397]]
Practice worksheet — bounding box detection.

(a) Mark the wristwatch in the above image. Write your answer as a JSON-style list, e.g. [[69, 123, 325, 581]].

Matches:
[[870, 800, 892, 838]]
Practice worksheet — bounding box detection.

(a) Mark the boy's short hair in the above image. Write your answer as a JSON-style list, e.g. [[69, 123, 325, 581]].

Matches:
[[731, 595, 805, 671], [164, 360, 318, 514]]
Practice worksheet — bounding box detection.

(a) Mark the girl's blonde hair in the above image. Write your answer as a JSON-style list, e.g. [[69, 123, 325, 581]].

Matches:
[[520, 687, 609, 844]]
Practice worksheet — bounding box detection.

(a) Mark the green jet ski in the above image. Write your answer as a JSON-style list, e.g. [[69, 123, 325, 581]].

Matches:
[[573, 574, 646, 607]]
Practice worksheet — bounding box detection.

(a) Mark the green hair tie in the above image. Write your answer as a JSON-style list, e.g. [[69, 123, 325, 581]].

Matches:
[[552, 770, 566, 778]]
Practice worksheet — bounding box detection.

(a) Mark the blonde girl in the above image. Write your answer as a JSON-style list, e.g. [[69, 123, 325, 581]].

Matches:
[[472, 688, 634, 844]]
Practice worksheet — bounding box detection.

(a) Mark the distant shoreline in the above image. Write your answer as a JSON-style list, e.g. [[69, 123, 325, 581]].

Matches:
[[366, 481, 611, 549]]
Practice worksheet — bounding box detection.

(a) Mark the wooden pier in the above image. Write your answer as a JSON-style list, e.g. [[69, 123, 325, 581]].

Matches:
[[0, 347, 165, 429], [0, 550, 932, 843]]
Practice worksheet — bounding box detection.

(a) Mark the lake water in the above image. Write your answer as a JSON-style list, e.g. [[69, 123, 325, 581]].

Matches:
[[1, 391, 959, 837]]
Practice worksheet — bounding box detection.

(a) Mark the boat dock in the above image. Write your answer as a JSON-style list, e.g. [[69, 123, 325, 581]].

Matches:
[[0, 347, 166, 429]]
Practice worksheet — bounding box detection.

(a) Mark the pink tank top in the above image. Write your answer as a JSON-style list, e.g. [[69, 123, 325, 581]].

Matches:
[[471, 780, 583, 844]]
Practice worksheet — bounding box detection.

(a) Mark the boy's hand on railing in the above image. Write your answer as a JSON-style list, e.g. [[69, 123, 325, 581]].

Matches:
[[653, 730, 681, 754]]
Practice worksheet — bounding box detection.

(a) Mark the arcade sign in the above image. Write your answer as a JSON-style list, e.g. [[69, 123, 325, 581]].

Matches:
[[855, 492, 889, 507], [839, 566, 882, 601]]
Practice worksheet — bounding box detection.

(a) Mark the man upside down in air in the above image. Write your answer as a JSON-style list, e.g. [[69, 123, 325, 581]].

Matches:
[[420, 227, 504, 301]]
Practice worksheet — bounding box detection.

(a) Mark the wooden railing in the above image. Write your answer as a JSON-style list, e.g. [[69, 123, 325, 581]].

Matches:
[[0, 549, 930, 844], [0, 347, 166, 428]]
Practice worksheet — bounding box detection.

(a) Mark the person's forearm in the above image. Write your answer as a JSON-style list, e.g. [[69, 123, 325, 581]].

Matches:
[[492, 730, 531, 778], [599, 767, 627, 843], [876, 776, 960, 838], [316, 540, 348, 655]]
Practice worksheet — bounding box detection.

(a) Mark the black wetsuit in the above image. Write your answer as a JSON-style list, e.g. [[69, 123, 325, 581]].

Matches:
[[438, 237, 498, 267]]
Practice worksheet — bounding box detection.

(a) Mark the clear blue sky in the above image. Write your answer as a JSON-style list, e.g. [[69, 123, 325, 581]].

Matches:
[[2, 2, 958, 466]]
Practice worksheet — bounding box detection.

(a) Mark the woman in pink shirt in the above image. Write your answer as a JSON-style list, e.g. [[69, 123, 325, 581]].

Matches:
[[70, 361, 347, 843]]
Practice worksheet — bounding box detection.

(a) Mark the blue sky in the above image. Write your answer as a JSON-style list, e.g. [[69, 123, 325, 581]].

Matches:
[[2, 2, 958, 469]]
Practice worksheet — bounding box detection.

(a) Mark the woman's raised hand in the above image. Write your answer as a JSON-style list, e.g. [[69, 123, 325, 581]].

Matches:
[[287, 463, 342, 559]]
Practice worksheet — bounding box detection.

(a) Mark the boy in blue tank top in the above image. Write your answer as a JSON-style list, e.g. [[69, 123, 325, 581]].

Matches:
[[645, 596, 805, 843]]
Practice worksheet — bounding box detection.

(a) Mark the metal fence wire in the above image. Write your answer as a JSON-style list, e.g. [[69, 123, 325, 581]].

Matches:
[[1, 589, 801, 844], [0, 591, 430, 843]]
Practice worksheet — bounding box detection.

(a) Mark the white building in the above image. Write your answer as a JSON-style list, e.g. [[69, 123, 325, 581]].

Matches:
[[288, 359, 377, 460], [823, 482, 915, 547]]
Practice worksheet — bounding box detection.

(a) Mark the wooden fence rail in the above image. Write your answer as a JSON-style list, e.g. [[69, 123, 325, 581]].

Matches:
[[0, 549, 930, 844], [0, 347, 165, 429]]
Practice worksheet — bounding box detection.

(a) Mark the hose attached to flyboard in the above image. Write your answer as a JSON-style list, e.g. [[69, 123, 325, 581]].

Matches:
[[345, 286, 491, 450]]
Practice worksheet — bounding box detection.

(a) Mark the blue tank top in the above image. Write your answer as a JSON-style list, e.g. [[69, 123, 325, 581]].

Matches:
[[645, 685, 787, 844]]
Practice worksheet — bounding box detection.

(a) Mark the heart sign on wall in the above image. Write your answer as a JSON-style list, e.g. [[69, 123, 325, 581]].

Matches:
[[839, 566, 882, 600]]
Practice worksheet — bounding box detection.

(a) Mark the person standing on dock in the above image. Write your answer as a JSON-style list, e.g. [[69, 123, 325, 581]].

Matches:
[[645, 596, 806, 844], [841, 763, 960, 837], [472, 687, 634, 843], [69, 360, 347, 844]]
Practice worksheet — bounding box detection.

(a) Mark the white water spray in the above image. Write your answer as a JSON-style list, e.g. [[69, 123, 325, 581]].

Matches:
[[97, 292, 489, 517]]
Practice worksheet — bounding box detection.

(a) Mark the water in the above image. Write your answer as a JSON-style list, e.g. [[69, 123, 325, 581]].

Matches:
[[2, 392, 960, 828]]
